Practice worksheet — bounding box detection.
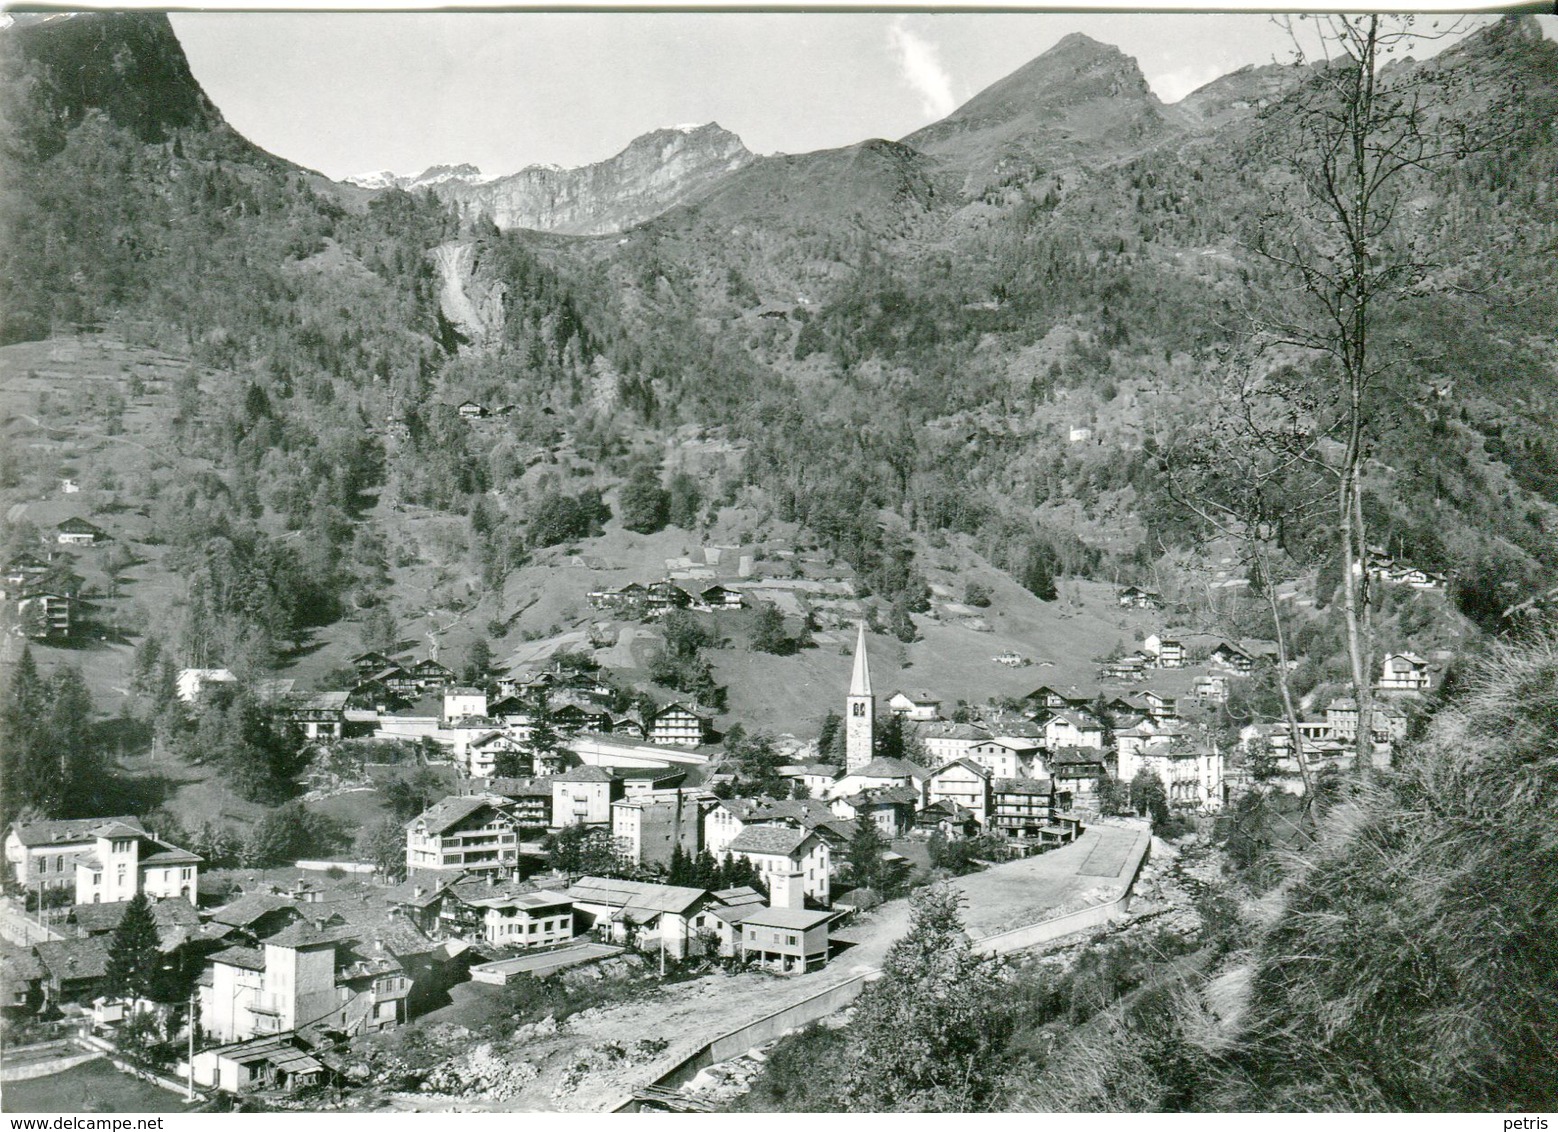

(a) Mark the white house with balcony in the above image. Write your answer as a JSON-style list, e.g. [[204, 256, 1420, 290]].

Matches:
[[404, 796, 520, 874], [1380, 652, 1432, 692]]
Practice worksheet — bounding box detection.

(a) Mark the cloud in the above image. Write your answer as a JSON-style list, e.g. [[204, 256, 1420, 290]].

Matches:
[[888, 19, 957, 120], [1149, 63, 1226, 105]]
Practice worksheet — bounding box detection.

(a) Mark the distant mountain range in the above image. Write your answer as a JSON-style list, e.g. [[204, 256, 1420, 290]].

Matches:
[[345, 123, 755, 236], [4, 11, 1555, 621], [328, 31, 1336, 236]]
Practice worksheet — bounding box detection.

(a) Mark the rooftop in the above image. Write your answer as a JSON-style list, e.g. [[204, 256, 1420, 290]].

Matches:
[[740, 907, 833, 930], [566, 876, 708, 916], [728, 825, 816, 856], [994, 777, 1055, 795], [209, 945, 266, 972], [208, 893, 300, 928], [409, 795, 513, 835], [68, 897, 199, 937], [849, 756, 925, 780], [553, 765, 618, 783], [8, 815, 145, 848], [35, 937, 111, 981]]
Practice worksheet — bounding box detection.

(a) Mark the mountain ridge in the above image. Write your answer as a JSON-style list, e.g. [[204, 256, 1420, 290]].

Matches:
[[354, 122, 756, 236]]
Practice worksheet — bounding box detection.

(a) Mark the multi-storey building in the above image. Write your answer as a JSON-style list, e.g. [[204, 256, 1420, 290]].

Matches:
[[73, 824, 200, 905], [550, 766, 624, 829], [404, 796, 520, 873], [725, 826, 830, 905], [647, 702, 711, 748], [927, 758, 993, 827], [6, 816, 146, 893], [611, 794, 703, 869]]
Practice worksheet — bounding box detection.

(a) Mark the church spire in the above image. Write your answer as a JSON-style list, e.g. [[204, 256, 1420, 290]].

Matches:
[[849, 619, 872, 698]]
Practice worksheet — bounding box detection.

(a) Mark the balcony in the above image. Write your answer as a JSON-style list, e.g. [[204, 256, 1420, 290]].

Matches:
[[246, 993, 285, 1016]]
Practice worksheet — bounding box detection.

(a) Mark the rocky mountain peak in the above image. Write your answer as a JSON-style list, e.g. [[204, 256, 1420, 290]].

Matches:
[[902, 32, 1167, 192], [7, 12, 233, 157], [402, 121, 754, 236]]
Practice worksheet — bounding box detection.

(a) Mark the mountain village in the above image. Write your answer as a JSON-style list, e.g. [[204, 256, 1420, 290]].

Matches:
[[1, 552, 1444, 1108]]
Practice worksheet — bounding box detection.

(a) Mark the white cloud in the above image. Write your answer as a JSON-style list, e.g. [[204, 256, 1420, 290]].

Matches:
[[888, 19, 957, 121], [1149, 63, 1226, 105]]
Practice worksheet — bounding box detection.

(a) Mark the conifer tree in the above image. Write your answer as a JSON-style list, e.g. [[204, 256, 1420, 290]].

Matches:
[[0, 646, 47, 822], [667, 842, 691, 886], [847, 813, 889, 896], [106, 893, 164, 1002]]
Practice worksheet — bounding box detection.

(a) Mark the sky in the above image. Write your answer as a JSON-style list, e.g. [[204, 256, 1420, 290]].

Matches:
[[165, 12, 1552, 182]]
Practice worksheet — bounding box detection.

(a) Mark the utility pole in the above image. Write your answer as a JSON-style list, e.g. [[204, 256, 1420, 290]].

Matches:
[[186, 989, 197, 1100]]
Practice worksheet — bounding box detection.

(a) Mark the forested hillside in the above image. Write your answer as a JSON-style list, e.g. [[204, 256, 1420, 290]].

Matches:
[[1, 12, 1555, 699]]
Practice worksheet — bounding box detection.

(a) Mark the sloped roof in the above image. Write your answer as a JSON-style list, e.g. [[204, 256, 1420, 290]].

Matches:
[[304, 898, 438, 958], [208, 893, 300, 928], [262, 922, 338, 949], [487, 776, 553, 799], [711, 885, 766, 907], [383, 875, 459, 908], [465, 889, 572, 912], [9, 815, 145, 848], [981, 735, 1043, 752], [887, 689, 941, 705], [1, 944, 45, 983], [914, 720, 989, 741], [68, 897, 199, 937], [209, 946, 266, 972], [409, 795, 512, 834], [1040, 711, 1103, 730], [933, 757, 991, 779], [994, 777, 1054, 795], [35, 937, 111, 982], [845, 785, 920, 807], [56, 517, 105, 534], [297, 691, 350, 711], [848, 757, 925, 780], [728, 825, 816, 856], [140, 840, 202, 866], [739, 907, 832, 930], [565, 877, 708, 916], [920, 799, 977, 819], [554, 765, 617, 783], [1049, 746, 1105, 766]]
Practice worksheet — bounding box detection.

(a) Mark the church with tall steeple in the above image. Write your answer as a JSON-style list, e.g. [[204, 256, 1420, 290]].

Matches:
[[845, 621, 875, 771]]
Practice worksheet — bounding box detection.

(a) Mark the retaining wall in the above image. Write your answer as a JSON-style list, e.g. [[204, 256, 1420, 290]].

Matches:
[[0, 1042, 101, 1082]]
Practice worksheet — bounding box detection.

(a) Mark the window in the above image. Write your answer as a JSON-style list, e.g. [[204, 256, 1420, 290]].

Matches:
[[787, 934, 798, 946], [852, 703, 865, 717]]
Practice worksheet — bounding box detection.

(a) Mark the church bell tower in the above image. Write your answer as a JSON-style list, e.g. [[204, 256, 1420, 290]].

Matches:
[[845, 621, 875, 771]]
